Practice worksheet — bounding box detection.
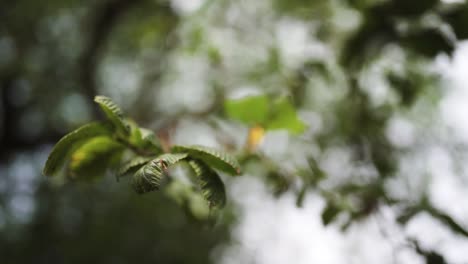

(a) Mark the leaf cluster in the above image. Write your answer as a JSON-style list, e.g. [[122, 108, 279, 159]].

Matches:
[[43, 96, 241, 216]]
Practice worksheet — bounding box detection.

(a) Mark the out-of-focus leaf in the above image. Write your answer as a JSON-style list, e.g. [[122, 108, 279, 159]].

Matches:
[[265, 170, 290, 197], [188, 191, 212, 219], [43, 122, 112, 177], [321, 202, 341, 226], [273, 0, 330, 19], [225, 95, 306, 135], [340, 12, 395, 68], [165, 180, 193, 206], [305, 157, 327, 184], [387, 72, 420, 106], [296, 185, 308, 208], [422, 251, 446, 264], [413, 239, 447, 264], [266, 97, 306, 134], [165, 180, 211, 220], [341, 0, 447, 68], [295, 158, 326, 207], [69, 136, 124, 180], [172, 145, 241, 175], [443, 4, 468, 40], [94, 95, 130, 135], [224, 95, 269, 125], [207, 46, 222, 65], [391, 0, 438, 16], [402, 28, 455, 58], [188, 159, 226, 209], [132, 153, 188, 194], [247, 125, 265, 151]]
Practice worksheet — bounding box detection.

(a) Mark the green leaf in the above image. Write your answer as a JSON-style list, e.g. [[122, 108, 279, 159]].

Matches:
[[403, 28, 454, 58], [43, 122, 112, 177], [117, 156, 154, 179], [321, 202, 340, 226], [128, 120, 143, 144], [188, 159, 226, 209], [296, 185, 307, 208], [127, 121, 162, 153], [157, 153, 189, 164], [172, 145, 241, 175], [224, 95, 269, 125], [165, 180, 211, 220], [266, 97, 306, 134], [188, 191, 211, 219], [165, 180, 194, 206], [444, 5, 468, 40], [132, 153, 188, 194], [94, 95, 130, 135], [139, 127, 162, 151], [132, 160, 165, 194], [69, 136, 124, 180]]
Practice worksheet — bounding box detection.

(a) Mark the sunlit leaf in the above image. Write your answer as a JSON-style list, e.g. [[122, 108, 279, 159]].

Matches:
[[69, 136, 124, 180], [247, 125, 265, 151], [224, 95, 269, 125], [43, 122, 112, 177], [266, 97, 306, 134]]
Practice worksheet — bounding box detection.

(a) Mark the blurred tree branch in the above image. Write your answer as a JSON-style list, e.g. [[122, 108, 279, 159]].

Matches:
[[80, 0, 142, 117]]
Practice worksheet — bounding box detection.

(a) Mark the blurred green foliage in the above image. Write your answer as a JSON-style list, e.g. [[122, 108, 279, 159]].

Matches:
[[224, 94, 306, 134]]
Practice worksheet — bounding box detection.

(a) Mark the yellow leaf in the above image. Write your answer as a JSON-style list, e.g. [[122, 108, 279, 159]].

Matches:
[[247, 125, 265, 151]]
